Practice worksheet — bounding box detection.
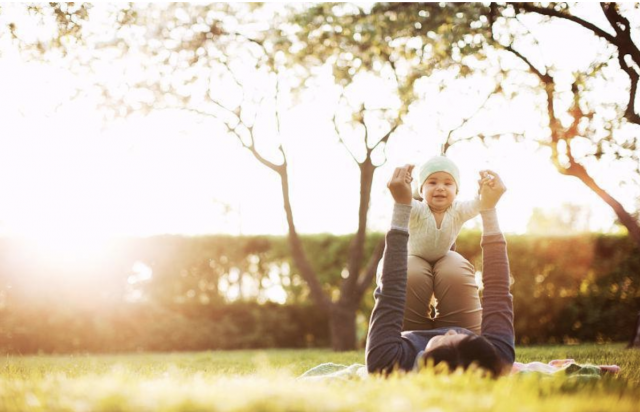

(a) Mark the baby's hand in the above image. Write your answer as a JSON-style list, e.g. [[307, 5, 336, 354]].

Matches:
[[478, 170, 506, 210], [388, 164, 415, 205], [477, 171, 495, 193]]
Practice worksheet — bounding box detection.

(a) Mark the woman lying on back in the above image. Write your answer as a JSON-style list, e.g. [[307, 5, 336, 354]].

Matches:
[[366, 165, 514, 377]]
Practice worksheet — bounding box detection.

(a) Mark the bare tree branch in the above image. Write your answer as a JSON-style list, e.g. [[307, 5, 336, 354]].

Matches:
[[511, 2, 616, 44], [219, 60, 247, 103], [181, 105, 283, 172], [617, 51, 640, 125], [332, 94, 360, 163], [227, 31, 266, 49], [204, 94, 243, 127], [388, 59, 401, 91], [442, 83, 502, 154], [371, 121, 400, 153], [277, 144, 287, 167], [513, 13, 547, 66], [360, 105, 371, 151], [445, 131, 527, 152], [512, 2, 640, 126], [503, 44, 550, 82], [566, 80, 584, 141], [600, 3, 640, 65]]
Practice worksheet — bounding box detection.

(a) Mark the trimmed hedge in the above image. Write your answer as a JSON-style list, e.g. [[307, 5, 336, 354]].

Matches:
[[0, 302, 329, 354], [0, 232, 639, 353]]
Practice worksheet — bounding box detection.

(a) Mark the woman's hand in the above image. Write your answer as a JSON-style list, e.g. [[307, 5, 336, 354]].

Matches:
[[388, 164, 414, 205], [478, 170, 506, 210]]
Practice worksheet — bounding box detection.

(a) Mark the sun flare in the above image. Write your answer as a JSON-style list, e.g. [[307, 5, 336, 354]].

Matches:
[[24, 232, 112, 268]]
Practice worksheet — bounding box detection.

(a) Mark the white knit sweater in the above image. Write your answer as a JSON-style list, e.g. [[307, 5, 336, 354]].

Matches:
[[408, 197, 480, 263]]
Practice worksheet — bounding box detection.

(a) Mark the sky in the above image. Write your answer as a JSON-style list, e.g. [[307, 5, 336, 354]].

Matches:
[[0, 3, 634, 250]]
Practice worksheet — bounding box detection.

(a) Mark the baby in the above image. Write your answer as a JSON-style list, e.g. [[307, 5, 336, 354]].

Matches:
[[408, 156, 483, 262], [401, 156, 497, 333]]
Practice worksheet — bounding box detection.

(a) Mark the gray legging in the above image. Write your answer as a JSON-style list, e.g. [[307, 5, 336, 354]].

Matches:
[[403, 251, 482, 334]]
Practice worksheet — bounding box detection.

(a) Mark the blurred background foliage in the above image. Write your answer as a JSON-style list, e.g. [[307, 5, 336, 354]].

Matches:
[[1, 2, 640, 351], [1, 230, 638, 353]]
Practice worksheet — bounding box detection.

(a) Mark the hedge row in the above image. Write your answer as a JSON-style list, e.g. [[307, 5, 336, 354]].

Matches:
[[0, 302, 329, 354], [456, 233, 640, 344], [1, 232, 639, 353]]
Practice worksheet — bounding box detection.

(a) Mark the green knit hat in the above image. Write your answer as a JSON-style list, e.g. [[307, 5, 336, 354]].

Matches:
[[413, 156, 461, 200]]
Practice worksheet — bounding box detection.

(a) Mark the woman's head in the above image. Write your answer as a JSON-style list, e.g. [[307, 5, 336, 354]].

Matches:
[[420, 330, 506, 377]]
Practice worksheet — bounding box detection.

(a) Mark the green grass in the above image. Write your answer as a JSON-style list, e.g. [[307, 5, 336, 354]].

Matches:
[[1, 344, 639, 411]]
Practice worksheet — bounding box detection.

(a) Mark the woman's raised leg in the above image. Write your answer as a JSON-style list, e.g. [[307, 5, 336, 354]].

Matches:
[[432, 251, 482, 334], [403, 255, 436, 331]]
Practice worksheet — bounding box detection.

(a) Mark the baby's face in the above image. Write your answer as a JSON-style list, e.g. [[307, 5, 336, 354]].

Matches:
[[421, 171, 457, 211]]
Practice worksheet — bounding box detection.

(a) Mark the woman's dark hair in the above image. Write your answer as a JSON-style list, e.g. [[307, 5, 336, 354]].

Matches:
[[421, 335, 506, 377]]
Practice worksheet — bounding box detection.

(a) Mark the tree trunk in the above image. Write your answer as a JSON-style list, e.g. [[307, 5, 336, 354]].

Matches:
[[329, 303, 357, 351], [629, 311, 640, 348], [278, 168, 331, 310], [341, 158, 376, 305]]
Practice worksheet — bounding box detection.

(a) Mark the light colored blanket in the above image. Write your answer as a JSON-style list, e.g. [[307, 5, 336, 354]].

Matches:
[[512, 359, 620, 375], [298, 363, 367, 381], [299, 360, 620, 381]]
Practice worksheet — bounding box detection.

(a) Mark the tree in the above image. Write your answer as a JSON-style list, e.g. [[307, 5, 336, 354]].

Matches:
[[3, 3, 413, 350], [271, 3, 505, 348], [1, 2, 525, 350], [492, 2, 640, 247], [490, 3, 640, 347], [66, 3, 497, 350]]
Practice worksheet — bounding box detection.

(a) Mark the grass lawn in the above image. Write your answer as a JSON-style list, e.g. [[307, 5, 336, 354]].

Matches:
[[1, 344, 639, 411]]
